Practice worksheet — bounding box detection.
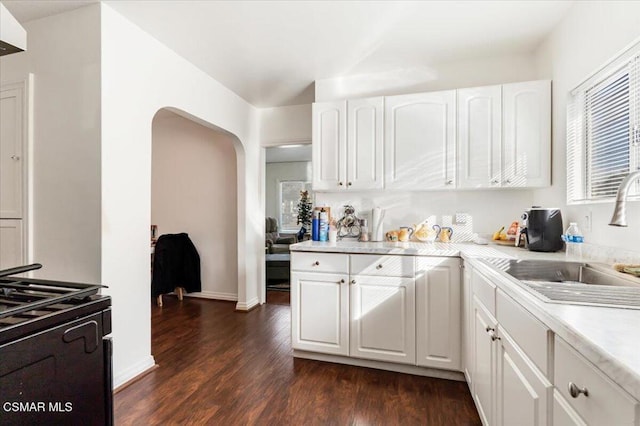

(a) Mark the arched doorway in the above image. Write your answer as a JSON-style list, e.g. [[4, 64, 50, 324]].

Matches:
[[150, 108, 241, 303]]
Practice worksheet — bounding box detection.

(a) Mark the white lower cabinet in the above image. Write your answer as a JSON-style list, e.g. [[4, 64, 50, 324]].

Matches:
[[416, 257, 461, 370], [496, 329, 552, 426], [554, 335, 639, 426], [473, 296, 498, 426], [291, 270, 350, 356], [350, 275, 415, 364], [469, 266, 551, 426]]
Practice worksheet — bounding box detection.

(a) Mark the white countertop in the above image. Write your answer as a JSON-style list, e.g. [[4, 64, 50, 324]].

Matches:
[[290, 239, 640, 401]]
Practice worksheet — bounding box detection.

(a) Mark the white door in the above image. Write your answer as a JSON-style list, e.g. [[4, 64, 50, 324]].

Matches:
[[0, 219, 23, 269], [350, 275, 415, 364], [291, 271, 349, 355], [473, 297, 497, 426], [0, 86, 24, 219], [497, 329, 552, 426], [502, 80, 551, 188], [458, 85, 502, 189], [415, 257, 461, 370], [347, 97, 384, 190], [385, 90, 457, 190], [312, 101, 347, 191]]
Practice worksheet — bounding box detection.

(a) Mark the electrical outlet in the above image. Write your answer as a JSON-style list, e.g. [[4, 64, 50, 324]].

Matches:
[[455, 213, 468, 225], [583, 210, 592, 232]]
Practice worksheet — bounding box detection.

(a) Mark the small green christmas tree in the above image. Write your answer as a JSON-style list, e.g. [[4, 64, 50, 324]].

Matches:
[[296, 190, 312, 228]]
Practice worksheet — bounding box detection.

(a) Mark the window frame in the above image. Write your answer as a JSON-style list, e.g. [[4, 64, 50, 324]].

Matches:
[[567, 39, 640, 205], [277, 180, 312, 232]]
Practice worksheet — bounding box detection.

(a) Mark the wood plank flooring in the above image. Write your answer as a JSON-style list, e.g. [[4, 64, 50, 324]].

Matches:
[[114, 293, 480, 425]]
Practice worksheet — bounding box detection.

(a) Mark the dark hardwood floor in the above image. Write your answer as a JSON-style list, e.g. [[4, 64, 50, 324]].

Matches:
[[114, 292, 480, 425]]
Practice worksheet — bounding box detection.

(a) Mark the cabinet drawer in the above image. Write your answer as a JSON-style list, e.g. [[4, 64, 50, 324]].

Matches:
[[350, 254, 414, 277], [291, 252, 349, 274], [472, 270, 496, 315], [554, 336, 638, 426], [496, 289, 549, 376]]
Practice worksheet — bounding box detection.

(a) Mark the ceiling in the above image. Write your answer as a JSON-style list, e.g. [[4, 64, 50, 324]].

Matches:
[[3, 0, 574, 108]]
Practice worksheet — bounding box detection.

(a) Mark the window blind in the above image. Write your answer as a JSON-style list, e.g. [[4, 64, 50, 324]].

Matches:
[[567, 44, 640, 204]]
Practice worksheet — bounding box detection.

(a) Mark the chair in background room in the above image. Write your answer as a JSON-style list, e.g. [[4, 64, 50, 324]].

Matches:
[[265, 217, 298, 254]]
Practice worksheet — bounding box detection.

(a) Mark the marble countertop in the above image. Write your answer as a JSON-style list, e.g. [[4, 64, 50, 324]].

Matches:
[[290, 239, 640, 401]]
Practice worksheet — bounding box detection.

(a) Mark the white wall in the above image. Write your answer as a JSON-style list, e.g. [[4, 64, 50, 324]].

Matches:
[[265, 161, 312, 222], [534, 1, 640, 254], [315, 53, 540, 235], [100, 4, 262, 388], [152, 110, 238, 301], [0, 5, 101, 283], [260, 103, 312, 146], [315, 53, 538, 101]]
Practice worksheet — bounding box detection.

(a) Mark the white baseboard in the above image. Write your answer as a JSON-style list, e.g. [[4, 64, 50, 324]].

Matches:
[[185, 291, 238, 301], [235, 296, 260, 311], [113, 355, 156, 390], [293, 350, 465, 382]]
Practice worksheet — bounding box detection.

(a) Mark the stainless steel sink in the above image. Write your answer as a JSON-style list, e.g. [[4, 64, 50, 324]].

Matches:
[[486, 259, 640, 309]]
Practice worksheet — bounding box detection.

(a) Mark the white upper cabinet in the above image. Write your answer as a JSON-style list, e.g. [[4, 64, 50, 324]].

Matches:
[[385, 90, 457, 190], [458, 85, 502, 189], [458, 80, 551, 189], [502, 80, 551, 188], [1, 86, 24, 219], [312, 101, 347, 191], [312, 98, 383, 191], [347, 97, 384, 190]]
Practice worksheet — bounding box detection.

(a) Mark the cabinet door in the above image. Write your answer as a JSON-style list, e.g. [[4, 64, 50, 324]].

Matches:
[[458, 85, 502, 189], [473, 297, 498, 426], [502, 80, 551, 188], [347, 97, 383, 190], [350, 275, 415, 364], [462, 262, 474, 384], [291, 271, 349, 355], [312, 101, 347, 191], [415, 257, 461, 370], [0, 219, 24, 269], [552, 390, 587, 426], [497, 329, 552, 426], [0, 86, 24, 218], [385, 90, 456, 190]]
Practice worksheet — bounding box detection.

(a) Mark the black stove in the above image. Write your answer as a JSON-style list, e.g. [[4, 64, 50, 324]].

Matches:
[[0, 264, 113, 425]]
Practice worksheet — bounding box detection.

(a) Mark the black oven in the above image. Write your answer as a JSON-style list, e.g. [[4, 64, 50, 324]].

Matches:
[[0, 264, 113, 425]]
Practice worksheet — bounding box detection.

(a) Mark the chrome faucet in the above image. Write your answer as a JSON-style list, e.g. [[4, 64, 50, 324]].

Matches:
[[609, 171, 640, 227]]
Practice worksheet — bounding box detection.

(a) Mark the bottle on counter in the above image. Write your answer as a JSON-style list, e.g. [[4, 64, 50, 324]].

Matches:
[[563, 222, 584, 260], [359, 218, 369, 242], [312, 210, 320, 241], [319, 208, 328, 242]]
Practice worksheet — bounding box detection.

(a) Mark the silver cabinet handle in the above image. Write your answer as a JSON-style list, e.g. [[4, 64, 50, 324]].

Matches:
[[338, 182, 343, 186], [348, 182, 352, 186], [376, 264, 383, 269], [446, 179, 454, 185], [485, 326, 495, 332], [340, 279, 345, 284], [10, 155, 20, 160], [568, 382, 589, 398], [351, 280, 356, 285], [489, 330, 501, 341], [313, 261, 320, 266], [505, 179, 512, 184], [491, 179, 499, 185]]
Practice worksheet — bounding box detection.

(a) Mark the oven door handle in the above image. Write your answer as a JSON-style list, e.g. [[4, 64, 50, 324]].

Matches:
[[63, 320, 99, 353]]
